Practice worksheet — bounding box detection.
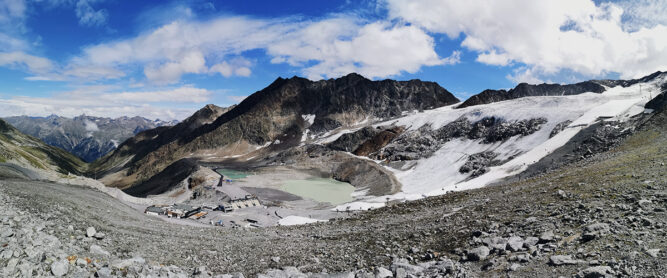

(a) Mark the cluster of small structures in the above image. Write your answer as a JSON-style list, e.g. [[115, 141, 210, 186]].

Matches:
[[144, 195, 262, 223]]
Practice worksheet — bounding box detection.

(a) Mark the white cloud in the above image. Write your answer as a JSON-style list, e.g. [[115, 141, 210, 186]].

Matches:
[[144, 51, 207, 84], [69, 14, 449, 83], [386, 0, 667, 82], [0, 51, 53, 74], [0, 86, 214, 120], [75, 0, 108, 27], [210, 58, 252, 78], [267, 20, 446, 79]]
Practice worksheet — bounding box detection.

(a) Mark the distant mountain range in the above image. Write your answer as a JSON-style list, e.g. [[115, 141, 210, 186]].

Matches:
[[2, 115, 178, 162]]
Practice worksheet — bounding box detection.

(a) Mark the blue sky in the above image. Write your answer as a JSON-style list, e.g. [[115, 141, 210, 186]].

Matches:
[[0, 0, 666, 120]]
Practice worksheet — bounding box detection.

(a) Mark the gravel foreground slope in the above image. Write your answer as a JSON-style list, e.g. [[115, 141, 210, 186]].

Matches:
[[1, 117, 666, 277]]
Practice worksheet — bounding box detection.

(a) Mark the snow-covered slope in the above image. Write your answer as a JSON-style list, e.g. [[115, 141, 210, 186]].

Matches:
[[329, 73, 665, 211]]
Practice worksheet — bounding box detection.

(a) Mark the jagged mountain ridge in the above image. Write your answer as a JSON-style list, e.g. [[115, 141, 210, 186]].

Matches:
[[3, 115, 178, 162], [457, 71, 665, 109], [90, 104, 231, 177], [95, 73, 459, 190]]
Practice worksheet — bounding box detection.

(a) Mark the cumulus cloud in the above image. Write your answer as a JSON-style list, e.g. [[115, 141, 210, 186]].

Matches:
[[0, 86, 214, 120], [69, 14, 449, 83], [267, 20, 446, 79], [144, 51, 207, 84], [386, 0, 667, 82]]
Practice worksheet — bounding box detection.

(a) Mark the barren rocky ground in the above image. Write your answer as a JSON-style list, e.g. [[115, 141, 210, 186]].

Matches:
[[1, 113, 666, 277]]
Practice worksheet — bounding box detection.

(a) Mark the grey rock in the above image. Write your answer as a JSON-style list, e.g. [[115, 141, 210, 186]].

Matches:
[[86, 227, 96, 237], [1, 229, 14, 238], [646, 249, 660, 258], [467, 246, 490, 261], [51, 260, 69, 277], [506, 236, 524, 251], [539, 230, 555, 243], [637, 199, 652, 208], [75, 258, 87, 267], [90, 244, 110, 257], [374, 267, 392, 278], [93, 232, 105, 240], [523, 236, 539, 248], [395, 268, 407, 278], [96, 267, 113, 278], [549, 255, 579, 266], [482, 237, 508, 250], [577, 266, 614, 278], [582, 223, 610, 241]]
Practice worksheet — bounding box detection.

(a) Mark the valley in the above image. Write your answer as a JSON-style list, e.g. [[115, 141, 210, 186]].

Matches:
[[1, 71, 666, 277]]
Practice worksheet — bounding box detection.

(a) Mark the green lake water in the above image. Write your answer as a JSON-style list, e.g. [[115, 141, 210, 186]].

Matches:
[[216, 169, 252, 180], [280, 178, 355, 205]]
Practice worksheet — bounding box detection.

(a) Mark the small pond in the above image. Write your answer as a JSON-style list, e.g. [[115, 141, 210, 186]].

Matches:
[[215, 169, 252, 180], [280, 178, 355, 205]]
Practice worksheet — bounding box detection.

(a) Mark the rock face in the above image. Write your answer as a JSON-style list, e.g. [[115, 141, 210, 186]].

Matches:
[[328, 126, 405, 157], [457, 81, 606, 108], [3, 115, 179, 162], [375, 117, 547, 162], [97, 73, 459, 190]]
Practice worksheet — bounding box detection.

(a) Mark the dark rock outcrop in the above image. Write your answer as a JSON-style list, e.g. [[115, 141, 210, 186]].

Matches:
[[459, 151, 500, 178], [549, 120, 573, 138], [327, 126, 405, 156], [376, 117, 547, 162], [353, 126, 405, 157], [328, 127, 380, 152], [645, 83, 667, 113]]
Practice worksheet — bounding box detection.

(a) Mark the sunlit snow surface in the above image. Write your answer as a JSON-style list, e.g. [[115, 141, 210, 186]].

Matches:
[[332, 75, 665, 211], [278, 215, 327, 226]]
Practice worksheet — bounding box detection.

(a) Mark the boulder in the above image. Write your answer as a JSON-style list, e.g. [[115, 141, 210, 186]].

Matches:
[[90, 244, 110, 257], [374, 267, 393, 278], [86, 227, 96, 238], [51, 260, 69, 277], [539, 230, 555, 243], [506, 236, 524, 251], [577, 266, 614, 278], [523, 237, 539, 248], [549, 255, 579, 266], [467, 246, 490, 261], [482, 237, 508, 250]]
